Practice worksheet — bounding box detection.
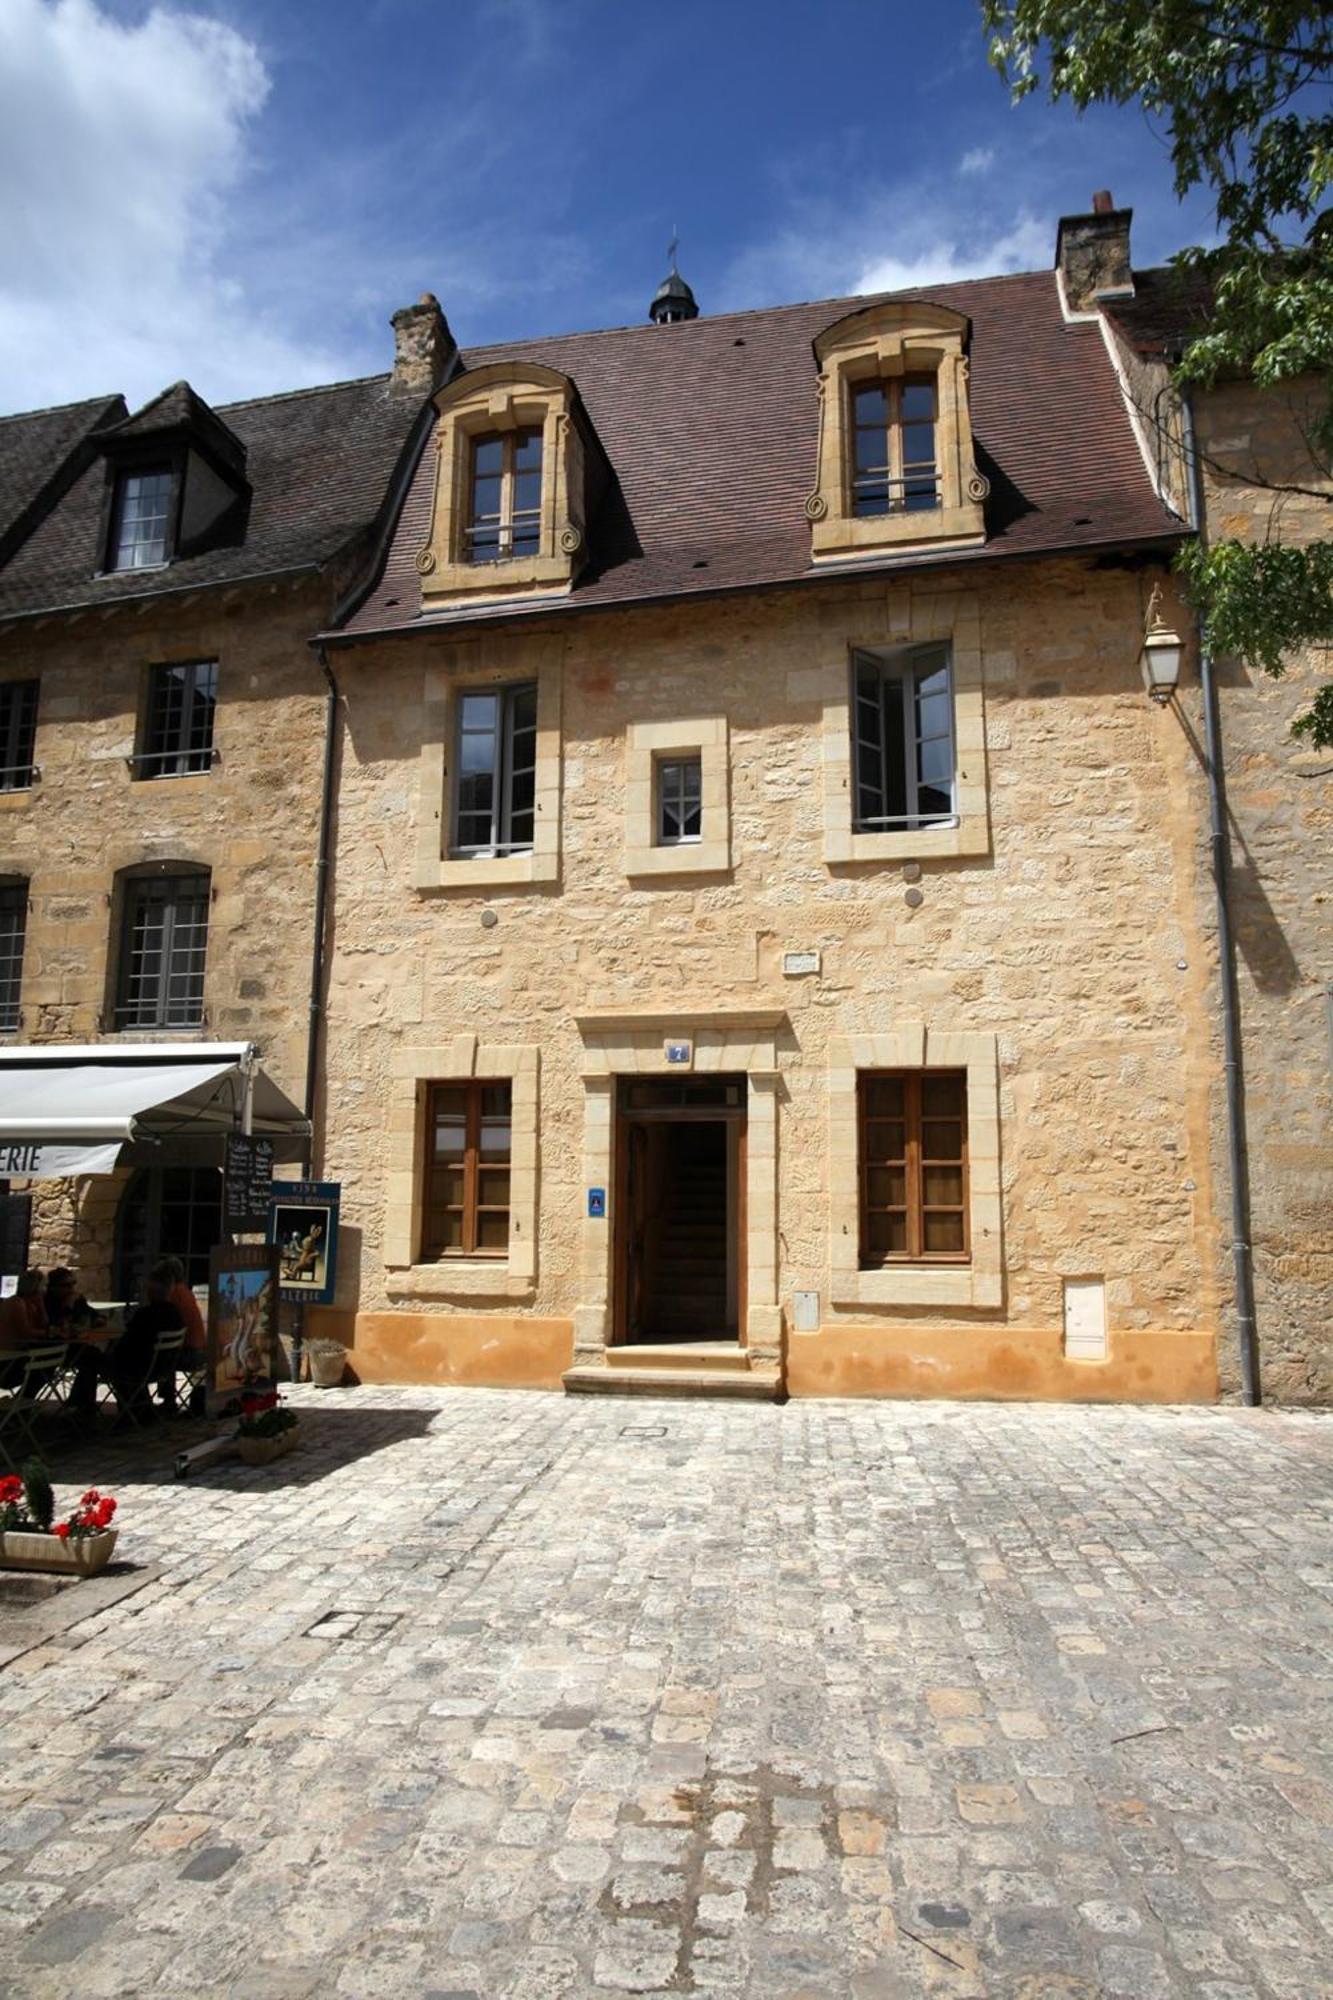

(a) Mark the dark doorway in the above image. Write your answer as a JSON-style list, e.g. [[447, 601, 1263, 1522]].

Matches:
[[115, 1165, 222, 1300], [616, 1075, 745, 1345]]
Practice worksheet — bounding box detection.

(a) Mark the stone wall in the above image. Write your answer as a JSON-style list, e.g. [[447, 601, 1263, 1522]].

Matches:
[[0, 579, 329, 1295], [1191, 378, 1333, 1402], [316, 556, 1222, 1399]]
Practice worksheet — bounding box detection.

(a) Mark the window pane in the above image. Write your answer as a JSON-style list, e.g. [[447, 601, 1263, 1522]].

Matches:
[[112, 469, 172, 569], [923, 1165, 964, 1206], [919, 736, 952, 786], [432, 1115, 465, 1160], [862, 1075, 904, 1119], [0, 883, 26, 1032], [476, 1211, 509, 1250], [901, 379, 936, 421], [514, 428, 543, 472], [921, 1075, 964, 1118], [865, 1210, 907, 1257], [429, 1167, 466, 1210], [923, 1212, 965, 1253], [852, 383, 888, 425], [865, 1120, 906, 1164], [922, 1119, 964, 1160], [477, 1168, 510, 1206], [866, 1165, 907, 1208], [0, 681, 38, 792], [473, 438, 503, 477]]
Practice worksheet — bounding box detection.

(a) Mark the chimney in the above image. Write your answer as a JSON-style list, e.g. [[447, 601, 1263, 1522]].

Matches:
[[1055, 193, 1135, 312], [390, 293, 455, 396]]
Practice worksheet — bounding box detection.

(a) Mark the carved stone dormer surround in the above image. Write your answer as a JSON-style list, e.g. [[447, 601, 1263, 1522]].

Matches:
[[417, 362, 592, 603], [807, 299, 988, 563]]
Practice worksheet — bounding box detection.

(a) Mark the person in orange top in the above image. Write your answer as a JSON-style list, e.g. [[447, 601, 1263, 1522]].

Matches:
[[161, 1256, 206, 1353], [0, 1270, 51, 1388]]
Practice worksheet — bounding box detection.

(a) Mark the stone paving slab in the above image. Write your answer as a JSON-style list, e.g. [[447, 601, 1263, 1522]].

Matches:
[[0, 1391, 1330, 1998]]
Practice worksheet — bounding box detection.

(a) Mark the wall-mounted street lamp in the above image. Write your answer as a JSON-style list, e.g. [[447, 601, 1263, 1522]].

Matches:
[[1140, 583, 1184, 704]]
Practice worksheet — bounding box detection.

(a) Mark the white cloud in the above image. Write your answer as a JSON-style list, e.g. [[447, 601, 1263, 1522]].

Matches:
[[0, 0, 355, 412], [959, 146, 995, 176]]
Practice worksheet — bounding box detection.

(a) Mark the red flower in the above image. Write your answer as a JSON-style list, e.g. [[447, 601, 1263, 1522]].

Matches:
[[52, 1522, 70, 1540]]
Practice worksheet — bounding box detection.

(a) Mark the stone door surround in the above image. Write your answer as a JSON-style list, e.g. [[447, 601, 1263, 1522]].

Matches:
[[572, 1008, 786, 1363]]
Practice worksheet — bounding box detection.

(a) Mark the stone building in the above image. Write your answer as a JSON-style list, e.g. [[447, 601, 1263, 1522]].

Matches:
[[0, 330, 428, 1295], [304, 221, 1233, 1403], [1099, 251, 1333, 1404]]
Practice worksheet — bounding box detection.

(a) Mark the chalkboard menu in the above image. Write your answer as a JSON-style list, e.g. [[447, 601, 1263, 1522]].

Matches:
[[224, 1134, 274, 1233]]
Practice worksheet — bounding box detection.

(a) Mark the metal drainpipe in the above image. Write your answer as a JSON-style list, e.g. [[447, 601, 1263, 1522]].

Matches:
[[304, 646, 340, 1178], [1180, 389, 1262, 1404]]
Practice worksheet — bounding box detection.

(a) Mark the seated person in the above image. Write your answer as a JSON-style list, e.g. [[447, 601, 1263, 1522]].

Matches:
[[44, 1268, 106, 1335], [0, 1270, 59, 1394], [158, 1256, 206, 1415], [106, 1269, 184, 1426]]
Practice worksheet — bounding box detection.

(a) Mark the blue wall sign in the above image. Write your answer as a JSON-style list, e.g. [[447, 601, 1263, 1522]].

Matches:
[[587, 1187, 606, 1218]]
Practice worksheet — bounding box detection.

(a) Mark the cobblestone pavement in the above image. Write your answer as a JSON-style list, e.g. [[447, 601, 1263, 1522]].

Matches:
[[1, 1391, 1331, 1999]]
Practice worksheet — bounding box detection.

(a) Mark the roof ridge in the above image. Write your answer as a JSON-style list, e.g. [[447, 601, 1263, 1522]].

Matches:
[[459, 267, 1056, 359], [0, 392, 122, 426], [216, 370, 393, 415]]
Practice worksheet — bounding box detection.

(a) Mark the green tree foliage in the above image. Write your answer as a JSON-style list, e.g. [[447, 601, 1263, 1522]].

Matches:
[[982, 1, 1333, 743]]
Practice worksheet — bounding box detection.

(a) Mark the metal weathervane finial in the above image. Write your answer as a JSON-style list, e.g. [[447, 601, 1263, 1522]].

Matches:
[[668, 230, 680, 273]]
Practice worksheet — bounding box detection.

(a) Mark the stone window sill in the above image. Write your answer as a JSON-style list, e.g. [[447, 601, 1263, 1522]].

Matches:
[[385, 1260, 536, 1300], [831, 1265, 1002, 1308]]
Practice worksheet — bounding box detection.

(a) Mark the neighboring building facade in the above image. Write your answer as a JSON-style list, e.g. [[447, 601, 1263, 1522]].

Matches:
[[1103, 262, 1333, 1403], [0, 341, 425, 1296], [306, 227, 1231, 1402]]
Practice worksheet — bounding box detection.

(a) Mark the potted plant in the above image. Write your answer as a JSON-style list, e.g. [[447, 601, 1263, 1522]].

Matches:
[[235, 1389, 300, 1466], [0, 1462, 119, 1576], [305, 1338, 347, 1389]]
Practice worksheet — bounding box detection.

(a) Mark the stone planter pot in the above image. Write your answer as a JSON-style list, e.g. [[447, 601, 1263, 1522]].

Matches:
[[0, 1528, 119, 1576], [236, 1425, 299, 1467], [307, 1344, 347, 1389]]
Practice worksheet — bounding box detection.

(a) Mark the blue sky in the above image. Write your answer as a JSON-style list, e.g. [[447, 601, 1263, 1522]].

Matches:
[[0, 0, 1219, 414]]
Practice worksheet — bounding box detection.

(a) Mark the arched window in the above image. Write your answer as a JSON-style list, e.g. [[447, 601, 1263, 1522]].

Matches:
[[115, 1165, 221, 1300], [113, 864, 210, 1029]]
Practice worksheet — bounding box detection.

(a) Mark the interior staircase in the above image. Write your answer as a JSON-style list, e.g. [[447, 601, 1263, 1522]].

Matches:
[[562, 1342, 783, 1401]]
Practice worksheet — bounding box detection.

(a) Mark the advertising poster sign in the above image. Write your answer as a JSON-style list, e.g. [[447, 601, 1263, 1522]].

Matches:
[[207, 1242, 281, 1396], [269, 1181, 340, 1307]]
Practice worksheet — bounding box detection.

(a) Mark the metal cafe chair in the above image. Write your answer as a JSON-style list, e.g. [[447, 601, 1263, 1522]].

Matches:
[[116, 1327, 187, 1430], [0, 1343, 72, 1469]]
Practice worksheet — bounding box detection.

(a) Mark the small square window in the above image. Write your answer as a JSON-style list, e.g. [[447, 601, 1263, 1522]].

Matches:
[[0, 682, 38, 792], [109, 467, 174, 571], [136, 661, 217, 779], [656, 755, 702, 845]]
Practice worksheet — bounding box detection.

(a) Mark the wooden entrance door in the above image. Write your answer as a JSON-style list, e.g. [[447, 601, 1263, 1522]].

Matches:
[[614, 1076, 746, 1346]]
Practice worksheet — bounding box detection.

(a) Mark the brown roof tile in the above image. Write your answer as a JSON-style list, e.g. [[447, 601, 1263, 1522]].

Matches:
[[0, 374, 421, 621], [0, 393, 125, 561], [338, 268, 1184, 640]]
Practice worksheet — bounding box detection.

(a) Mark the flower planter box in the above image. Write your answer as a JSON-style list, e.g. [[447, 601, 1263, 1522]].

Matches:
[[236, 1425, 299, 1467], [0, 1528, 119, 1576]]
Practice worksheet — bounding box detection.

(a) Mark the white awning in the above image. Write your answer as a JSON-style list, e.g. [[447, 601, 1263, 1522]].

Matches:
[[0, 1043, 309, 1178]]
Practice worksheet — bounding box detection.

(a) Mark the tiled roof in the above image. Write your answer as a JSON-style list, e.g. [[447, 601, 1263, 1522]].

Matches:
[[1105, 266, 1213, 358], [338, 268, 1185, 640], [0, 374, 423, 621], [0, 393, 125, 560]]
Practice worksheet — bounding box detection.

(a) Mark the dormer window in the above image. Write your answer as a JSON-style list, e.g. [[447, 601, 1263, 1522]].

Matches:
[[467, 429, 543, 564], [418, 362, 606, 604], [807, 300, 987, 563], [110, 467, 174, 570], [852, 378, 938, 517]]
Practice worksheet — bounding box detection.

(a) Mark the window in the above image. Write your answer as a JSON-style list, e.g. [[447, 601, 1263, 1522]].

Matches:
[[466, 429, 543, 564], [859, 1071, 969, 1265], [115, 870, 209, 1029], [422, 1081, 512, 1257], [0, 882, 26, 1033], [851, 376, 939, 516], [853, 644, 955, 832], [137, 661, 217, 778], [109, 468, 174, 571], [656, 755, 702, 845], [452, 684, 537, 855], [0, 681, 38, 792], [116, 1166, 221, 1298]]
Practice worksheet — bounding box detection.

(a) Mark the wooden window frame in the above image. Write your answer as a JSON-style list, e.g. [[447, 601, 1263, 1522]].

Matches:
[[0, 681, 39, 792], [655, 753, 703, 846], [136, 659, 218, 780], [858, 1069, 970, 1267], [849, 372, 939, 518], [852, 644, 957, 834], [108, 462, 178, 572], [114, 868, 210, 1031], [464, 427, 544, 565], [422, 1079, 512, 1260], [449, 681, 538, 858], [0, 880, 27, 1034]]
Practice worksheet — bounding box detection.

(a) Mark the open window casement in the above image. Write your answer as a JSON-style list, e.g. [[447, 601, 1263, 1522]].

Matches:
[[806, 300, 988, 562]]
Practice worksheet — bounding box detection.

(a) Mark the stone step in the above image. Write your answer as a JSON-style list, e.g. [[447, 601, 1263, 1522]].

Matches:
[[614, 1342, 751, 1371], [562, 1362, 782, 1402]]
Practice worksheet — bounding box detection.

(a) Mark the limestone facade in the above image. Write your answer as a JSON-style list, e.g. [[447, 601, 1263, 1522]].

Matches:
[[314, 556, 1221, 1401], [0, 581, 328, 1290]]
